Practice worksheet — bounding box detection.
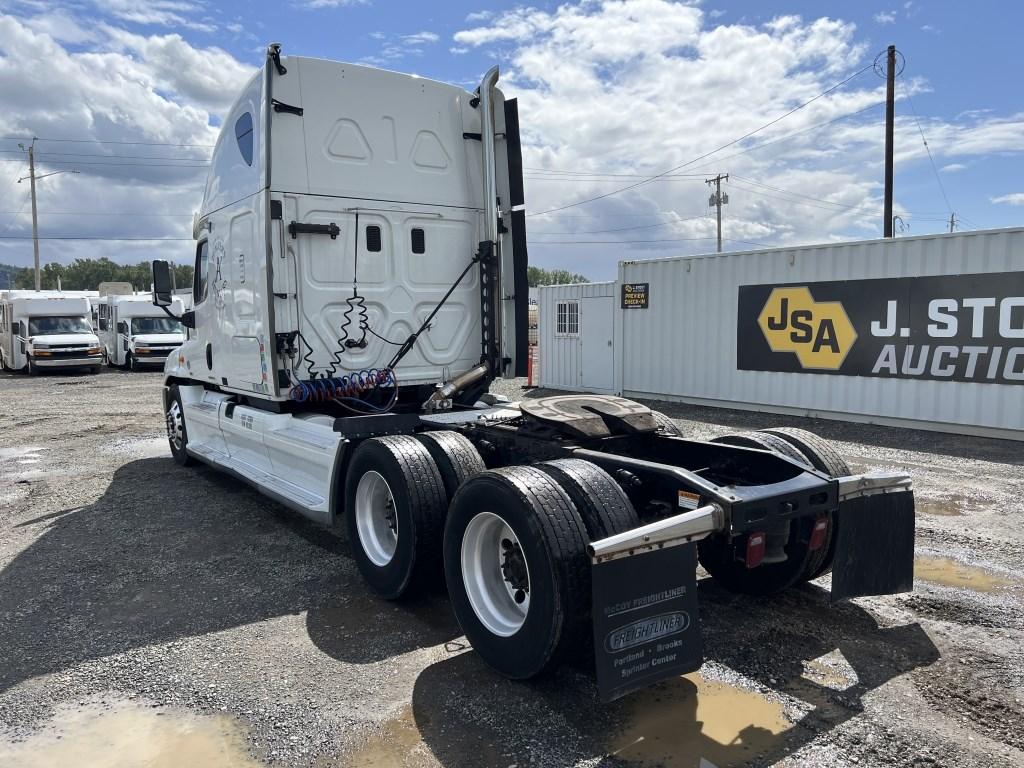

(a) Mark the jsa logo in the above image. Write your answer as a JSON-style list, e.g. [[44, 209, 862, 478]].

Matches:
[[757, 287, 857, 370]]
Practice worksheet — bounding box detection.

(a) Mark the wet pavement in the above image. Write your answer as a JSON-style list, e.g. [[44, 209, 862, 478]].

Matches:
[[0, 369, 1021, 767]]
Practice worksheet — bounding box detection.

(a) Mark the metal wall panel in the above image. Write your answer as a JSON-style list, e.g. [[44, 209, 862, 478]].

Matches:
[[616, 228, 1024, 440], [538, 282, 615, 391]]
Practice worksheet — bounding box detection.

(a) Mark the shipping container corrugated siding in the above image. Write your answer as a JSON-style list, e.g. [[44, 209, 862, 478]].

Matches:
[[617, 228, 1024, 440], [538, 282, 616, 393]]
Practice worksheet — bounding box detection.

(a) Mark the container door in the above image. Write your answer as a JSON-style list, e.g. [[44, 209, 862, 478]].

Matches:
[[581, 296, 614, 392]]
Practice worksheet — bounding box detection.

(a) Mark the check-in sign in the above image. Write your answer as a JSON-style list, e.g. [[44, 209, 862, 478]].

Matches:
[[737, 271, 1024, 385], [622, 283, 649, 309]]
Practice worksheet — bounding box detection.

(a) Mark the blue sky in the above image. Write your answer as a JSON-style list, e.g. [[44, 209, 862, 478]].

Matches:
[[0, 0, 1021, 280]]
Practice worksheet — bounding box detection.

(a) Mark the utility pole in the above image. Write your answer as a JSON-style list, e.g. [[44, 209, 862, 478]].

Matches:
[[17, 142, 78, 291], [26, 139, 40, 290], [883, 44, 896, 238], [706, 173, 729, 253], [948, 213, 956, 233]]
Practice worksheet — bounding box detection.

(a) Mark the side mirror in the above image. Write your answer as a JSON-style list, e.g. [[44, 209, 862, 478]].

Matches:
[[118, 321, 129, 335], [180, 310, 196, 330], [152, 260, 173, 307]]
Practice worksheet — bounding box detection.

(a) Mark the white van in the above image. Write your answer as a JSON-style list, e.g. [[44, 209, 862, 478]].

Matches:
[[95, 293, 185, 370], [0, 291, 102, 374]]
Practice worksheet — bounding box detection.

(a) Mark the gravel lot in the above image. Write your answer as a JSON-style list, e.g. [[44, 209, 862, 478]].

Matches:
[[0, 369, 1021, 767]]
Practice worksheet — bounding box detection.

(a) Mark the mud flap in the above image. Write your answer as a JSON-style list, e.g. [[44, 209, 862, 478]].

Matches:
[[591, 543, 703, 701], [831, 490, 915, 602]]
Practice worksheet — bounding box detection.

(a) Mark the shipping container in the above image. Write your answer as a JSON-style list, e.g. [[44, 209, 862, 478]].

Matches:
[[537, 281, 617, 393], [610, 227, 1024, 440]]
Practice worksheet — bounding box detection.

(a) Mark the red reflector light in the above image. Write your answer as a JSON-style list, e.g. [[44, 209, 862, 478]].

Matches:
[[808, 516, 829, 551], [745, 532, 766, 569]]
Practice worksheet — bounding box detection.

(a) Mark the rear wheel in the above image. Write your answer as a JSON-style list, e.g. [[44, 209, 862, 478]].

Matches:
[[698, 431, 819, 595], [165, 385, 195, 466], [0, 352, 9, 371], [651, 409, 684, 436], [759, 427, 850, 581], [415, 430, 486, 501], [444, 466, 589, 679], [345, 436, 448, 599], [535, 458, 638, 540]]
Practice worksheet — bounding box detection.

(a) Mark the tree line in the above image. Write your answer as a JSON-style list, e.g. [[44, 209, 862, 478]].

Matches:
[[0, 258, 193, 292], [2, 260, 580, 292], [527, 266, 589, 286]]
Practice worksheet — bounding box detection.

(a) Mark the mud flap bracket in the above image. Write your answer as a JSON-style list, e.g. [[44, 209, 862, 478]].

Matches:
[[830, 473, 915, 602]]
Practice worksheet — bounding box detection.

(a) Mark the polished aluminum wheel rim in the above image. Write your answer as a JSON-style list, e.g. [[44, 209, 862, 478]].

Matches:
[[461, 511, 530, 637], [166, 400, 184, 451], [355, 471, 398, 567]]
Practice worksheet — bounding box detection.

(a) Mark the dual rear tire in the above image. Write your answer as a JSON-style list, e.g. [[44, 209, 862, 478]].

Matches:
[[699, 426, 850, 595], [344, 434, 639, 679]]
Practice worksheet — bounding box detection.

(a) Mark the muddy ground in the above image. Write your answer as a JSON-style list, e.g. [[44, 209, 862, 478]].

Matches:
[[0, 369, 1021, 768]]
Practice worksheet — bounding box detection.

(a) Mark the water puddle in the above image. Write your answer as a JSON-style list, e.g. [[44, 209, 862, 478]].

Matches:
[[0, 446, 45, 461], [0, 700, 262, 768], [342, 707, 425, 767], [102, 434, 169, 458], [916, 494, 968, 517], [915, 556, 1017, 593], [609, 673, 789, 767]]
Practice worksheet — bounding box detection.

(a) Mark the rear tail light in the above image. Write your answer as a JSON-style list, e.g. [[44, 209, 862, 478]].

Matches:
[[808, 516, 829, 551], [745, 532, 766, 569]]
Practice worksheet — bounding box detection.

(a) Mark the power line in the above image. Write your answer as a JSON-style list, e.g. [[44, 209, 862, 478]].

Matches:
[[0, 192, 30, 235], [0, 149, 210, 162], [528, 60, 876, 217], [730, 175, 949, 218], [2, 136, 215, 148], [905, 92, 954, 216], [524, 174, 706, 183], [525, 168, 709, 178], [33, 159, 209, 169], [0, 211, 194, 217], [524, 102, 884, 180], [529, 235, 772, 247], [0, 235, 194, 241], [530, 213, 713, 235]]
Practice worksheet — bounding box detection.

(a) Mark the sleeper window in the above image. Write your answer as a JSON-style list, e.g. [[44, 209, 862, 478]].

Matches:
[[235, 112, 254, 167], [194, 240, 210, 304]]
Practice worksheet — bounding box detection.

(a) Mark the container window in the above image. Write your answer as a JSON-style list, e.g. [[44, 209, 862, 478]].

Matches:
[[235, 112, 254, 166], [366, 225, 382, 252], [556, 301, 579, 336], [411, 228, 425, 254]]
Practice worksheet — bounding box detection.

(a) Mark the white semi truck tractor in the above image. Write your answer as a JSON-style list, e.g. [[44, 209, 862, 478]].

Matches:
[[151, 45, 916, 700]]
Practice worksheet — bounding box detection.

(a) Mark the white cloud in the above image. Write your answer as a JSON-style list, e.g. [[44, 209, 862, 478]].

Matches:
[[401, 31, 440, 45], [0, 13, 255, 268], [452, 1, 1023, 277], [465, 10, 493, 23], [991, 193, 1024, 206], [302, 0, 369, 8], [940, 163, 966, 173], [874, 11, 897, 24], [98, 0, 215, 32]]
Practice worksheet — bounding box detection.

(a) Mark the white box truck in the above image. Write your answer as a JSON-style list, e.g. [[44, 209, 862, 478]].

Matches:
[[148, 44, 916, 699], [0, 291, 102, 374], [95, 293, 186, 370]]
